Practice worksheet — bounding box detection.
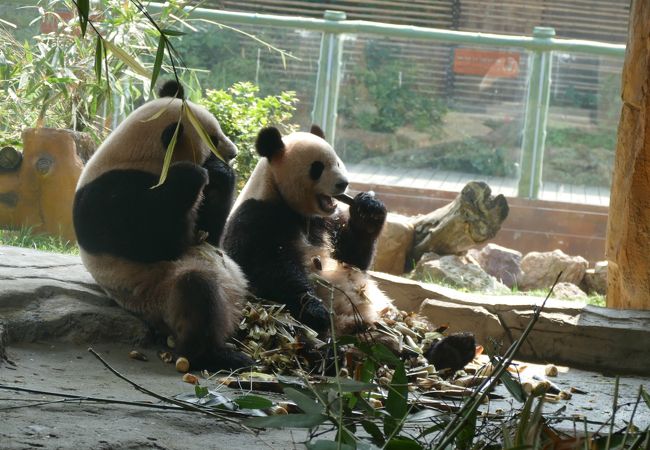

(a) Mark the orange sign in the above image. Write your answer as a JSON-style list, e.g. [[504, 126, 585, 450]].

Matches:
[[453, 49, 521, 78]]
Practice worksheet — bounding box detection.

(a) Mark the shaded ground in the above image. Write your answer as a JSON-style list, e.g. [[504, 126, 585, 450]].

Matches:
[[1, 342, 308, 450]]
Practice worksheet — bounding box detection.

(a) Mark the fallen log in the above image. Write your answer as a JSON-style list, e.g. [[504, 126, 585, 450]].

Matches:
[[410, 181, 509, 263]]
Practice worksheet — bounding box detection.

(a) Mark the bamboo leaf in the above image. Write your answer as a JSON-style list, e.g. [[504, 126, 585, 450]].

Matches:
[[244, 413, 328, 429], [76, 0, 89, 37], [361, 420, 385, 446], [94, 36, 103, 82], [104, 40, 151, 79], [184, 101, 224, 162], [233, 395, 273, 410], [455, 409, 477, 450], [161, 28, 186, 36], [150, 35, 165, 94], [283, 388, 323, 415], [306, 440, 355, 450], [385, 437, 423, 450], [152, 108, 182, 188], [496, 364, 527, 403], [641, 386, 650, 409], [385, 362, 407, 419]]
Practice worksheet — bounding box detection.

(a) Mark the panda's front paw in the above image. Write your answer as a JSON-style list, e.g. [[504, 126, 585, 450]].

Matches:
[[295, 293, 329, 332], [204, 153, 236, 193], [349, 192, 387, 235], [167, 161, 209, 191]]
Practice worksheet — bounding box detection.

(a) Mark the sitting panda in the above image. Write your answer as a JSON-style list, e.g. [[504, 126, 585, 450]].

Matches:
[[223, 126, 476, 371], [73, 80, 252, 370]]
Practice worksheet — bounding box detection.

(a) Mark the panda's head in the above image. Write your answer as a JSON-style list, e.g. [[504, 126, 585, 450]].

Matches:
[[79, 80, 237, 186], [255, 125, 349, 217]]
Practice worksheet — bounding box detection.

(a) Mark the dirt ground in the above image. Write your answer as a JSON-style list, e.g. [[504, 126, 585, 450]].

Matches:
[[1, 342, 649, 450]]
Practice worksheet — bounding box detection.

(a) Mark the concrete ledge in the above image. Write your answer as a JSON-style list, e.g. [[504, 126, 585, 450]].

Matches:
[[371, 271, 650, 375]]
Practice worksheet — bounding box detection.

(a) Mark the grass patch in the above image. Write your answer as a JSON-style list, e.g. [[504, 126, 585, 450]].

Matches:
[[0, 227, 78, 254]]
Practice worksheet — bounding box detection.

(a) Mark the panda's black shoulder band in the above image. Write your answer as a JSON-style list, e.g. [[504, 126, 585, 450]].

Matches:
[[256, 127, 284, 159], [158, 80, 185, 99]]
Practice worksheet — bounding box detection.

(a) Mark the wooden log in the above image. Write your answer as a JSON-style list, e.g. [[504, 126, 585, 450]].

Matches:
[[410, 181, 509, 263], [606, 0, 650, 310]]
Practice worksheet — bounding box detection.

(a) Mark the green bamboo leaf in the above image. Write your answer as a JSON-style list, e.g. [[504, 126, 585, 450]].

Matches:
[[283, 388, 323, 415], [361, 420, 385, 446], [385, 362, 407, 419], [385, 437, 423, 450], [194, 385, 209, 398], [161, 28, 186, 36], [306, 440, 355, 450], [141, 100, 173, 123], [641, 386, 650, 409], [104, 40, 151, 79], [455, 409, 477, 450], [76, 0, 89, 37], [314, 378, 375, 394], [184, 101, 224, 162], [150, 35, 165, 94], [244, 413, 328, 429], [497, 366, 527, 403], [233, 395, 273, 410], [94, 36, 103, 82], [152, 110, 182, 188], [370, 343, 401, 366]]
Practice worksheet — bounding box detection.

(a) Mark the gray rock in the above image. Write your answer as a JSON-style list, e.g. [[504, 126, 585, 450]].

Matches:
[[0, 245, 151, 351], [552, 282, 588, 300], [468, 243, 522, 288], [581, 261, 608, 295], [518, 249, 588, 291], [413, 252, 509, 293]]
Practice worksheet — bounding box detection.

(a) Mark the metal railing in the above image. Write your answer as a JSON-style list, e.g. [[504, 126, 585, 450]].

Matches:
[[148, 3, 626, 199]]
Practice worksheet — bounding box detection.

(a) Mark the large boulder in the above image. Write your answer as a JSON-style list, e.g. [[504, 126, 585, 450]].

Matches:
[[581, 261, 608, 295], [468, 243, 522, 288], [518, 249, 588, 291], [552, 282, 588, 300], [0, 246, 151, 353], [413, 253, 509, 293]]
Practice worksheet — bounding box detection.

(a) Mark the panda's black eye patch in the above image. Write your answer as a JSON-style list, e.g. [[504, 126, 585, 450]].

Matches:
[[210, 134, 219, 149], [309, 161, 325, 180], [161, 122, 183, 150]]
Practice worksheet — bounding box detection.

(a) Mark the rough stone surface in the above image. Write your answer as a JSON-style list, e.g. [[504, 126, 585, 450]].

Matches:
[[413, 253, 509, 293], [581, 261, 608, 295], [551, 282, 588, 300], [606, 0, 650, 310], [518, 249, 588, 291], [371, 271, 650, 374], [468, 243, 522, 288], [0, 245, 151, 351], [373, 212, 414, 275]]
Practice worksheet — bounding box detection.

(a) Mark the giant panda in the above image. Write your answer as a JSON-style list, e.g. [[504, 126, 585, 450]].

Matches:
[[223, 125, 476, 371], [73, 80, 252, 370]]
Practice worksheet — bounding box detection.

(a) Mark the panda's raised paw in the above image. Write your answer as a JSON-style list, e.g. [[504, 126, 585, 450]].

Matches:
[[167, 161, 209, 188], [295, 293, 330, 332], [349, 192, 387, 235], [203, 154, 236, 191]]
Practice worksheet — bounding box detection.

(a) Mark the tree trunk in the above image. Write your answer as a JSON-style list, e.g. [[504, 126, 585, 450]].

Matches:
[[606, 0, 650, 310], [410, 181, 509, 263]]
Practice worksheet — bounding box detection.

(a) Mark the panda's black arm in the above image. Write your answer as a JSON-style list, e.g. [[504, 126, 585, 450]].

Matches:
[[74, 162, 207, 262], [196, 153, 236, 246], [223, 200, 329, 331], [331, 192, 387, 270]]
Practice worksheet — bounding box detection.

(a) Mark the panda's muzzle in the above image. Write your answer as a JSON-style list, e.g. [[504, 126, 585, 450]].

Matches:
[[211, 135, 238, 161]]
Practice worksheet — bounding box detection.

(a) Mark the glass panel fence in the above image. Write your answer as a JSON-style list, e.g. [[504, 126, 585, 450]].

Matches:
[[177, 23, 321, 130], [335, 34, 529, 197], [541, 53, 622, 206]]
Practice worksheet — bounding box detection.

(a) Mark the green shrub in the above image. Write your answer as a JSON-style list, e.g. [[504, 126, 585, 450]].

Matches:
[[198, 82, 298, 188]]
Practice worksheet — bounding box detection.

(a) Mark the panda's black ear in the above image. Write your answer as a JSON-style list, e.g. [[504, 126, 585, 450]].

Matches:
[[256, 127, 285, 159], [158, 80, 185, 99], [310, 124, 326, 140]]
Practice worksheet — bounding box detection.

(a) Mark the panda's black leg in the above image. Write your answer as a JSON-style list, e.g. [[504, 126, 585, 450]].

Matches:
[[170, 270, 253, 370], [333, 192, 387, 270], [196, 153, 236, 246], [425, 332, 476, 373]]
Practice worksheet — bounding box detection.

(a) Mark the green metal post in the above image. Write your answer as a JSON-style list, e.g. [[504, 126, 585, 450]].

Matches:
[[518, 27, 555, 199], [311, 10, 346, 143]]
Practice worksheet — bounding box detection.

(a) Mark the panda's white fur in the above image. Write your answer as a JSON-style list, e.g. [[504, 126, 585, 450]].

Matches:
[[226, 127, 395, 336], [74, 82, 251, 369]]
